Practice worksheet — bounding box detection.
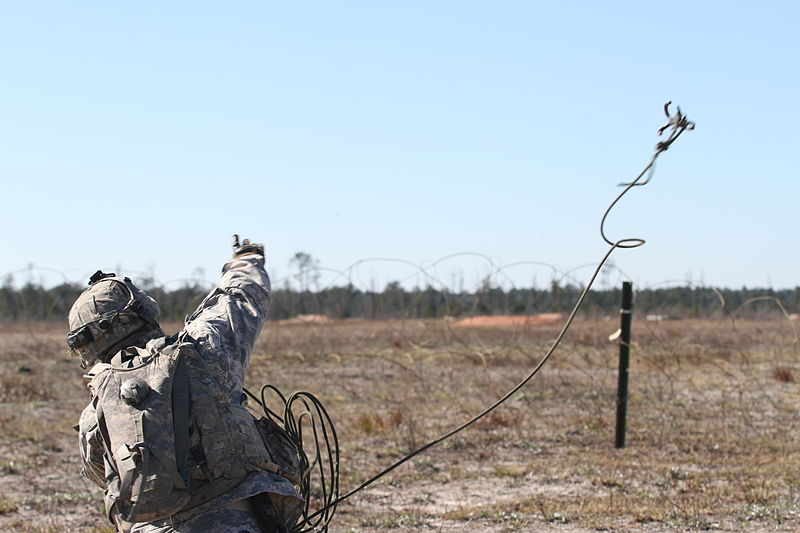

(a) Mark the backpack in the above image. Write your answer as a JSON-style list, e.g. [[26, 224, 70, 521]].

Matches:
[[87, 334, 300, 528]]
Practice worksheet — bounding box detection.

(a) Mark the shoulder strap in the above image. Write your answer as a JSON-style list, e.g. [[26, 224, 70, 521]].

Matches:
[[172, 353, 190, 485]]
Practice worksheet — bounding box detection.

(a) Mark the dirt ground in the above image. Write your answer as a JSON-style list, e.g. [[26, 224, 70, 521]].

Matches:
[[1, 317, 799, 532], [453, 314, 565, 327]]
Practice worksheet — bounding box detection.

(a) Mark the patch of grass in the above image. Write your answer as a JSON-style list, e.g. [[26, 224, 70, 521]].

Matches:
[[491, 463, 528, 479], [0, 496, 18, 515], [0, 460, 18, 475], [0, 368, 55, 402]]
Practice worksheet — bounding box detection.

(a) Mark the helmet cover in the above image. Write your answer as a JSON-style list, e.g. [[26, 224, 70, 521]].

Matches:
[[67, 274, 160, 367]]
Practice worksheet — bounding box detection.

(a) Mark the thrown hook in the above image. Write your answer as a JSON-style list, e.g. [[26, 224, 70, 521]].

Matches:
[[656, 101, 695, 151], [658, 102, 679, 136]]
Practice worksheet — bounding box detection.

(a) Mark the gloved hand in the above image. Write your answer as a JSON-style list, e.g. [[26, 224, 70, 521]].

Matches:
[[232, 234, 265, 259]]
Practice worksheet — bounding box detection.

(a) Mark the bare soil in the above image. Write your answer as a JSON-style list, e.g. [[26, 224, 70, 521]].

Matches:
[[454, 314, 564, 327]]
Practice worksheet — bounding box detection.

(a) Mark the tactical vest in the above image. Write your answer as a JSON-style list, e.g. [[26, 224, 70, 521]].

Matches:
[[87, 335, 299, 529]]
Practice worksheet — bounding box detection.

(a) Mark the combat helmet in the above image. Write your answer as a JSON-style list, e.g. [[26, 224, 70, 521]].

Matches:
[[67, 271, 162, 368]]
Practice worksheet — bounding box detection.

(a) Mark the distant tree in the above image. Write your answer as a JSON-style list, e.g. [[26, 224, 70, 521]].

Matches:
[[0, 273, 797, 322], [289, 252, 320, 314]]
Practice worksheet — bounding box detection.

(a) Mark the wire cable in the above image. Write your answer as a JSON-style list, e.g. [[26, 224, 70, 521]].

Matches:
[[252, 102, 695, 532]]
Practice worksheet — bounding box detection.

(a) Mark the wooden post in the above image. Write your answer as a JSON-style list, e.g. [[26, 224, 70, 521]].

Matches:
[[615, 281, 633, 448]]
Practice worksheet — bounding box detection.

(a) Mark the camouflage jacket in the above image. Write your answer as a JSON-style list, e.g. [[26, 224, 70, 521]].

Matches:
[[78, 255, 303, 532]]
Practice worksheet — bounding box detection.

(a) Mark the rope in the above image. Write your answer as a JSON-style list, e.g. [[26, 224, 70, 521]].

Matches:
[[244, 385, 341, 533], [252, 102, 695, 532]]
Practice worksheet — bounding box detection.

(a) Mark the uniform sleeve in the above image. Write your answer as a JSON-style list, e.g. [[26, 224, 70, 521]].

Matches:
[[78, 402, 108, 488], [184, 255, 271, 398]]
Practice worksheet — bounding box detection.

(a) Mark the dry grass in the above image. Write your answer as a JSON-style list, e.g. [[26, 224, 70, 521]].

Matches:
[[0, 318, 798, 532]]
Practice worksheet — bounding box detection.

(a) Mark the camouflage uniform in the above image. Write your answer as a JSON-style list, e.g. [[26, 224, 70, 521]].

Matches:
[[78, 255, 303, 533]]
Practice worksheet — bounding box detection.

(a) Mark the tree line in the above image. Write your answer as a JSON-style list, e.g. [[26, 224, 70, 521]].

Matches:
[[1, 279, 797, 323]]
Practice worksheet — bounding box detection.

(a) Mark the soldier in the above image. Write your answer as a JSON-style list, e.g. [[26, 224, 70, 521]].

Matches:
[[68, 236, 302, 533]]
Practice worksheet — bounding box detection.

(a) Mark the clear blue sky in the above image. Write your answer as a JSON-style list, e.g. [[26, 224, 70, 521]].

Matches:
[[1, 2, 797, 292]]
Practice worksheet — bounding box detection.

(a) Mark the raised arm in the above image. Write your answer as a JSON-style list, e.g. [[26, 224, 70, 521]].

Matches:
[[184, 238, 271, 399]]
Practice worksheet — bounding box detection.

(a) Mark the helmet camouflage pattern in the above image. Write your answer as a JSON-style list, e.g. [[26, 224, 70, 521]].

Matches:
[[67, 271, 161, 368]]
